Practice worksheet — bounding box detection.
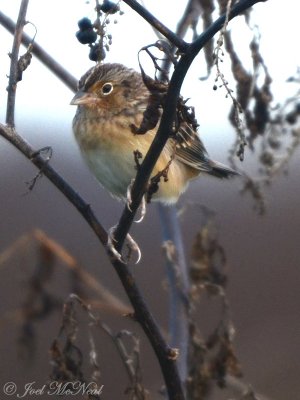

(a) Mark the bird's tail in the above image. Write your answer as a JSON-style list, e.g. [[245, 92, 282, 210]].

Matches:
[[208, 159, 239, 179]]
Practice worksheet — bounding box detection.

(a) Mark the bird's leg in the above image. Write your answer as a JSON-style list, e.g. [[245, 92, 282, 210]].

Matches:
[[126, 179, 147, 223], [107, 225, 141, 264]]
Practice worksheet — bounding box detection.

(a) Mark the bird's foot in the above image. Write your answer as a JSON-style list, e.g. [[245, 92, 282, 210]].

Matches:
[[134, 195, 146, 223], [126, 179, 147, 223], [107, 225, 141, 264], [124, 233, 141, 264], [107, 225, 122, 262]]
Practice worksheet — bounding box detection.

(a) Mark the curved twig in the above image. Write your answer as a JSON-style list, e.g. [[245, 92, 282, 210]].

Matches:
[[113, 0, 267, 250], [123, 0, 188, 52]]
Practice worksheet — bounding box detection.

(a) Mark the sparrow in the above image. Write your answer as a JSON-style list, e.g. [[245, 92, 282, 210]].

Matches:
[[71, 62, 237, 204]]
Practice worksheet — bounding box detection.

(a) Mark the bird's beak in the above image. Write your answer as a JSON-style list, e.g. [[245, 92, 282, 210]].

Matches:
[[70, 90, 98, 106]]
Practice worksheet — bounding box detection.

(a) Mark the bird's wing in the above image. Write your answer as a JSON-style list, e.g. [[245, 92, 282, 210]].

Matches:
[[174, 122, 238, 178], [174, 122, 212, 172]]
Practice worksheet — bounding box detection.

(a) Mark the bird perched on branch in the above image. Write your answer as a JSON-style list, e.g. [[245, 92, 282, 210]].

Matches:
[[71, 62, 237, 205]]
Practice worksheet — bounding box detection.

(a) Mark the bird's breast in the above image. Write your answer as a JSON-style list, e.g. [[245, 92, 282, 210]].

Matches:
[[72, 111, 151, 198]]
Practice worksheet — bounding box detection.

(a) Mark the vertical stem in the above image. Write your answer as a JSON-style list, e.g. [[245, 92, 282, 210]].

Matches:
[[6, 0, 30, 127], [156, 1, 200, 389], [158, 204, 190, 386]]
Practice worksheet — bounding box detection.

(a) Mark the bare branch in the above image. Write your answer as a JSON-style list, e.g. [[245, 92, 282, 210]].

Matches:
[[0, 124, 108, 245], [226, 376, 273, 400], [123, 0, 188, 52], [159, 206, 190, 384], [0, 121, 185, 399], [0, 10, 77, 92], [5, 0, 30, 127]]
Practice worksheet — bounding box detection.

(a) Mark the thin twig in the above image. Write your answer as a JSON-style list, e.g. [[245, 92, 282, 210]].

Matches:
[[5, 0, 30, 127], [226, 376, 273, 400], [0, 124, 108, 245], [0, 11, 77, 92], [159, 216, 190, 384], [156, 1, 204, 385], [123, 0, 188, 52]]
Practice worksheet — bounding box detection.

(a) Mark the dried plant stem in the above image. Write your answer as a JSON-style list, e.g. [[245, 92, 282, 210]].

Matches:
[[159, 205, 190, 385], [156, 2, 204, 387], [0, 11, 77, 92], [5, 0, 30, 127], [226, 376, 272, 400], [123, 0, 188, 52], [213, 0, 246, 160]]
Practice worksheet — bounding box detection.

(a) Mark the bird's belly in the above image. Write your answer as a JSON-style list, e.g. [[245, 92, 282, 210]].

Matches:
[[73, 117, 194, 203], [81, 147, 136, 199]]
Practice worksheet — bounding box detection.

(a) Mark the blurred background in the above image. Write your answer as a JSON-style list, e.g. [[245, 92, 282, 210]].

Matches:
[[0, 1, 300, 399]]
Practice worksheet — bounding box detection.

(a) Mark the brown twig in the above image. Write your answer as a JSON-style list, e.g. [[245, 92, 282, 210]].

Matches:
[[5, 0, 30, 127], [0, 123, 108, 245], [0, 10, 77, 92], [123, 0, 188, 52]]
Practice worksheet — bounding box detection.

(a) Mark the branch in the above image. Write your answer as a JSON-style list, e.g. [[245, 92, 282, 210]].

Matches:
[[0, 10, 77, 92], [159, 205, 190, 384], [188, 0, 267, 61], [155, 1, 203, 386], [5, 0, 30, 127], [0, 10, 184, 399], [226, 376, 273, 400], [0, 124, 108, 244], [113, 0, 267, 251], [123, 0, 188, 52], [0, 2, 267, 399], [0, 125, 184, 400]]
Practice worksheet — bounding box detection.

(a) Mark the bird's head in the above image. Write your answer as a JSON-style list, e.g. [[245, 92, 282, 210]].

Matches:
[[70, 63, 148, 116]]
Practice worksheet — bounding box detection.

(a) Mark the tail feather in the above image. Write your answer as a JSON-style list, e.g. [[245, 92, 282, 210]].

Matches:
[[208, 160, 239, 179]]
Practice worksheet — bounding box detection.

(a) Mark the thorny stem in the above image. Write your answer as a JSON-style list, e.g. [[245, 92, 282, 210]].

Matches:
[[5, 0, 29, 127]]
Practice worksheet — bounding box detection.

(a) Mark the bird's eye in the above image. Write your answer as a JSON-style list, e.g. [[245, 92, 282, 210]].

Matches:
[[101, 82, 113, 95]]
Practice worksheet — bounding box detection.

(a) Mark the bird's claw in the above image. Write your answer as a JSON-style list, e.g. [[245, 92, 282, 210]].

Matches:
[[126, 179, 147, 223], [107, 225, 122, 261], [126, 179, 134, 212], [134, 195, 146, 223], [125, 233, 141, 264], [107, 225, 141, 264]]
